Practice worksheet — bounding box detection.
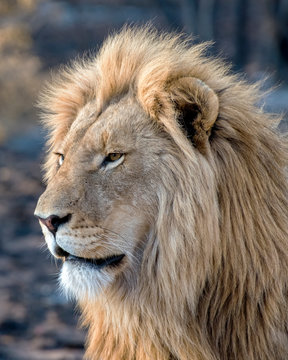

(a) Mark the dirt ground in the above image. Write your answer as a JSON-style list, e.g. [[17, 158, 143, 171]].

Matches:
[[0, 130, 86, 360]]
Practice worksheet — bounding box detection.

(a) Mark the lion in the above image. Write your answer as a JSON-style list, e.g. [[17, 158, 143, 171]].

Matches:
[[34, 26, 288, 360]]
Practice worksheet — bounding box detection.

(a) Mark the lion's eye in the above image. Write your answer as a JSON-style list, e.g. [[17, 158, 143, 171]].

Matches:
[[58, 154, 64, 166], [102, 153, 125, 170], [106, 153, 122, 162]]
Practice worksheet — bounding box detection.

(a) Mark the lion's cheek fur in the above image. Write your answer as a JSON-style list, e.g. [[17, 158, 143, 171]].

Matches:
[[59, 211, 152, 301]]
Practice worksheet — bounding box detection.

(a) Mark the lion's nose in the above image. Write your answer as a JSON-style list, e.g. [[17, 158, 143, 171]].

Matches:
[[36, 214, 71, 235]]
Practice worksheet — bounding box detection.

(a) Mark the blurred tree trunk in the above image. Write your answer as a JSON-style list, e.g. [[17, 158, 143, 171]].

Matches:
[[179, 0, 215, 40], [275, 0, 288, 77], [235, 0, 247, 68], [214, 0, 239, 64], [198, 0, 215, 40], [179, 0, 197, 34], [244, 0, 279, 78]]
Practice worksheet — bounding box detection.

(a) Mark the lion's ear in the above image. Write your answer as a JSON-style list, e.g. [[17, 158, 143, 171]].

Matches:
[[169, 77, 219, 154]]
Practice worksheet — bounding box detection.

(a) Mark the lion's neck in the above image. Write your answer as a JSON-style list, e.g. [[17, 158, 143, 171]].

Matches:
[[81, 295, 218, 360]]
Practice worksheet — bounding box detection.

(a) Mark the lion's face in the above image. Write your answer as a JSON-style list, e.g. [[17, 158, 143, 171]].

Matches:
[[35, 96, 167, 300], [35, 48, 221, 302]]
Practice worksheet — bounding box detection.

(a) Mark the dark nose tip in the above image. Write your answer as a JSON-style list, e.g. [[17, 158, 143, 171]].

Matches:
[[37, 214, 71, 235]]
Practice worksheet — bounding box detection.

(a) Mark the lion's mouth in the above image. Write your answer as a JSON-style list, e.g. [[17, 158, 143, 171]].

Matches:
[[64, 253, 125, 269]]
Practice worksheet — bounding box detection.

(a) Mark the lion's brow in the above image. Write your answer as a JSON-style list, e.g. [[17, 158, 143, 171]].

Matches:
[[63, 102, 99, 148], [71, 102, 99, 131]]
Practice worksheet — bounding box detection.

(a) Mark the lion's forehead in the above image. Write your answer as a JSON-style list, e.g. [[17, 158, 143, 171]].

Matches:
[[70, 101, 99, 132], [60, 102, 99, 152], [69, 96, 150, 151]]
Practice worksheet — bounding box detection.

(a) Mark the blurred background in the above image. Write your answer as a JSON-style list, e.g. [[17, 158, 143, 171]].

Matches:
[[0, 1, 287, 359]]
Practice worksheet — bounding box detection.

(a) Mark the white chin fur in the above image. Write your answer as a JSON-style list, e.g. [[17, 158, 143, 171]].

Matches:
[[60, 261, 114, 301]]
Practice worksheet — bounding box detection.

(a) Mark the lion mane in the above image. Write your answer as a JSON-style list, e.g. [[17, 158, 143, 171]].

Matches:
[[38, 27, 288, 360]]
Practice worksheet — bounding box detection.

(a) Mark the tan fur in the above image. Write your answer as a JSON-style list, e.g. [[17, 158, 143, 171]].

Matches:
[[35, 26, 288, 360]]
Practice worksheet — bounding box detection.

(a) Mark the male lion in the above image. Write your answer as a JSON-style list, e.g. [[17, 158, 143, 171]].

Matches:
[[35, 27, 288, 360]]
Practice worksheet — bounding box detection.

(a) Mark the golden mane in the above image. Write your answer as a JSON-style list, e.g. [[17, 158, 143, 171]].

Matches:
[[39, 26, 288, 360]]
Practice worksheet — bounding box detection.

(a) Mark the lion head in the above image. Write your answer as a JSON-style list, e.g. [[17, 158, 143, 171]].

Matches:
[[35, 27, 288, 360]]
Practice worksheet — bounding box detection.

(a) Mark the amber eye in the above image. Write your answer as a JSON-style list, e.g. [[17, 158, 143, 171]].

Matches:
[[102, 153, 124, 169], [106, 153, 122, 162]]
